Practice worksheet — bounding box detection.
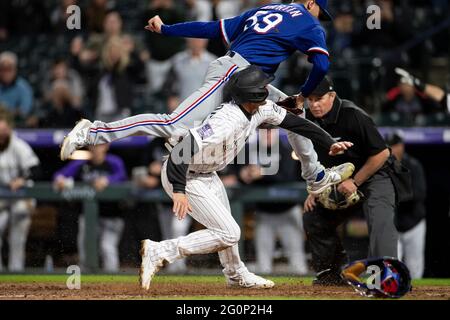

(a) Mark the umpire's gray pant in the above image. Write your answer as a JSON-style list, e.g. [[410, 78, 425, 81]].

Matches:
[[87, 52, 323, 183]]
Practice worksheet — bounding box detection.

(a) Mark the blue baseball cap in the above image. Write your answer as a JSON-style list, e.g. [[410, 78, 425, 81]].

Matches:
[[316, 0, 333, 21]]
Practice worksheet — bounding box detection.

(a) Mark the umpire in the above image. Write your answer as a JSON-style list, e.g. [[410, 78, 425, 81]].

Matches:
[[301, 77, 398, 285]]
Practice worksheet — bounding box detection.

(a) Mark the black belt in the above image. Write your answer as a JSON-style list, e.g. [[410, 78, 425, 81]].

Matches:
[[189, 170, 210, 175], [226, 51, 236, 57]]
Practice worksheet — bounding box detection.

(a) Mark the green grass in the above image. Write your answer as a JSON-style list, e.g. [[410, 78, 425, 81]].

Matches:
[[0, 274, 448, 287]]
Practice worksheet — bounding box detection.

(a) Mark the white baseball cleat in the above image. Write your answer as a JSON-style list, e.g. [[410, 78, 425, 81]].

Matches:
[[307, 162, 355, 195], [139, 239, 164, 290], [60, 119, 92, 161], [226, 270, 275, 289]]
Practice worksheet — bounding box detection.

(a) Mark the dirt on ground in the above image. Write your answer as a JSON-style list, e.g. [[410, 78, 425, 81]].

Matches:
[[0, 282, 449, 300]]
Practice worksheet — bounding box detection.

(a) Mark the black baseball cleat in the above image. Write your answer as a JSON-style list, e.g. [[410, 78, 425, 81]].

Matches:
[[312, 269, 347, 286]]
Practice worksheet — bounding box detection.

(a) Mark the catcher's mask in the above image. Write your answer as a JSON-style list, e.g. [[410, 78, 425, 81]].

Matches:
[[225, 65, 275, 105], [317, 184, 364, 210]]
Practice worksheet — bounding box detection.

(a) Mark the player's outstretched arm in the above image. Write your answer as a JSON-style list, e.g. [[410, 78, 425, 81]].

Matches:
[[145, 14, 222, 39], [278, 113, 353, 155]]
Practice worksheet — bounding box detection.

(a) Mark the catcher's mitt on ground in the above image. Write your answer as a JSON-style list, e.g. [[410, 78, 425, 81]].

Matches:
[[317, 183, 363, 210], [276, 95, 304, 115], [341, 257, 412, 298]]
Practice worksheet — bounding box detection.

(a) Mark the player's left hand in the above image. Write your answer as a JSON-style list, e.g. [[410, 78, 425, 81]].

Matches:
[[337, 179, 357, 196], [172, 192, 193, 220], [329, 141, 353, 156], [145, 15, 164, 33]]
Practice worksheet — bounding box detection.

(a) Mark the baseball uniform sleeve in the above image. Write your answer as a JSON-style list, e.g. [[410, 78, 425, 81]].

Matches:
[[162, 21, 222, 39], [167, 133, 200, 193], [294, 25, 329, 58], [293, 25, 330, 97], [161, 8, 256, 45], [105, 155, 127, 184], [258, 101, 287, 126], [15, 138, 40, 171], [278, 113, 336, 150]]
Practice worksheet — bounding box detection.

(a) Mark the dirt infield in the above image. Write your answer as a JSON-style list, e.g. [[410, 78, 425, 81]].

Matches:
[[1, 280, 449, 300]]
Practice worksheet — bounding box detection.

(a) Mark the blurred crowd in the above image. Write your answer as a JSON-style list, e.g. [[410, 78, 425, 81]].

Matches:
[[0, 0, 448, 128]]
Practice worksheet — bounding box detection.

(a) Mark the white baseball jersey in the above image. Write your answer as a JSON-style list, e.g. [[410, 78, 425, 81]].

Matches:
[[156, 100, 287, 278], [188, 100, 287, 173], [0, 134, 39, 185]]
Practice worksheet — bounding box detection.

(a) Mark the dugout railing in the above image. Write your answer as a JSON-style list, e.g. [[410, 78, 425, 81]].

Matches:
[[0, 182, 308, 272]]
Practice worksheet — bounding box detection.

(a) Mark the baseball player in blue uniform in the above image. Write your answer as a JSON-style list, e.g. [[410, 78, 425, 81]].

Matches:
[[61, 0, 348, 194]]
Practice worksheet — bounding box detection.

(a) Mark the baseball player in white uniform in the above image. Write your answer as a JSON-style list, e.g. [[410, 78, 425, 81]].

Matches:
[[139, 66, 354, 289], [61, 2, 350, 196], [0, 112, 40, 271]]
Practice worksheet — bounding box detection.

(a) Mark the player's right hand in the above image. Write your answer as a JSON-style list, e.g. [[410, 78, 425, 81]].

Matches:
[[172, 192, 193, 220], [276, 95, 304, 115], [145, 15, 164, 33]]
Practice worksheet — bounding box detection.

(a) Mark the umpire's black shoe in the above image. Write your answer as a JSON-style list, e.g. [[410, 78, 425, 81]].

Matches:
[[312, 269, 347, 286]]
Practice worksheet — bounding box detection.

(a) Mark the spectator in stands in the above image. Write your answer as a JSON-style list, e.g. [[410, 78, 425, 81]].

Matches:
[[239, 127, 308, 275], [39, 80, 83, 128], [386, 132, 427, 279], [163, 38, 217, 111], [0, 109, 40, 271], [53, 144, 127, 272], [0, 52, 34, 127], [395, 68, 449, 113], [101, 12, 148, 84], [86, 0, 113, 33], [142, 0, 187, 94], [382, 72, 441, 126], [42, 58, 85, 109], [69, 35, 103, 118], [91, 36, 135, 121], [70, 11, 148, 114]]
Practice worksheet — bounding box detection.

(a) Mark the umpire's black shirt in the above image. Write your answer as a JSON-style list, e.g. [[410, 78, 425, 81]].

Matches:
[[305, 96, 388, 172]]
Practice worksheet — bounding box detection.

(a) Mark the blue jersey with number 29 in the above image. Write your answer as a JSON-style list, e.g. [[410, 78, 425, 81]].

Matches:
[[161, 3, 329, 95], [222, 3, 329, 74]]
